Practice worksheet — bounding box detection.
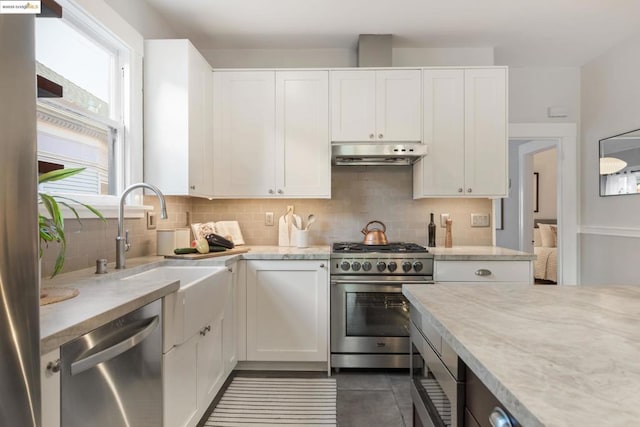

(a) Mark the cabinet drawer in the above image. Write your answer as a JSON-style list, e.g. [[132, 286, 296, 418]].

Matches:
[[435, 261, 530, 283]]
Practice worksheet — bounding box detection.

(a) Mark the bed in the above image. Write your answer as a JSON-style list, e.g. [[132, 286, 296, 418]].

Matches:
[[533, 219, 557, 283]]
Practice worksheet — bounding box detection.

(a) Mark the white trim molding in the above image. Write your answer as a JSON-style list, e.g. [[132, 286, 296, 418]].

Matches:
[[580, 226, 640, 238], [509, 122, 579, 285]]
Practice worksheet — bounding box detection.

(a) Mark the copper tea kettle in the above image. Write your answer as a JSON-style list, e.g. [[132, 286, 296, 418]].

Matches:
[[361, 220, 388, 245]]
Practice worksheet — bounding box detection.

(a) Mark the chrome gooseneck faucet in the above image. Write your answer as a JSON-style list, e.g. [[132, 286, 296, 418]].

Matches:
[[116, 183, 168, 269]]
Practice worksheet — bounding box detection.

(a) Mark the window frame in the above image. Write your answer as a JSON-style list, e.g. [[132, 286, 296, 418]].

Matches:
[[37, 0, 147, 219]]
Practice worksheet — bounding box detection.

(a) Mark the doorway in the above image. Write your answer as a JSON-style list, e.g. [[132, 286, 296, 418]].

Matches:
[[497, 123, 578, 286]]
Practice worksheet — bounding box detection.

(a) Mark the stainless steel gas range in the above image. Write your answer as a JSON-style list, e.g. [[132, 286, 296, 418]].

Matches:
[[330, 242, 434, 369]]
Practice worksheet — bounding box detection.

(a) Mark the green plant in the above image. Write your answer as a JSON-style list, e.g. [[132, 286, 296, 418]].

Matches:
[[39, 167, 105, 277]]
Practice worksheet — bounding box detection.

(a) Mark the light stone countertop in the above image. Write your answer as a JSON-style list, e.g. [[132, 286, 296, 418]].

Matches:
[[402, 283, 640, 427], [429, 245, 535, 260], [40, 245, 330, 354]]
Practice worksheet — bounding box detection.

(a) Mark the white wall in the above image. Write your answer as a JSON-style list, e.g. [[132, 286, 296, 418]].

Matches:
[[509, 67, 580, 123], [580, 32, 640, 284], [103, 0, 178, 39], [533, 148, 557, 220], [201, 47, 494, 68]]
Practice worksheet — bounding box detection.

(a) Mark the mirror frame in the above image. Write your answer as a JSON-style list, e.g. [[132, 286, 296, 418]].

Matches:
[[599, 128, 640, 197]]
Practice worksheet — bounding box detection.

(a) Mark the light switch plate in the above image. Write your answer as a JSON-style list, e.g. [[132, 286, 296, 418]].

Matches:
[[471, 213, 490, 227], [440, 213, 450, 228]]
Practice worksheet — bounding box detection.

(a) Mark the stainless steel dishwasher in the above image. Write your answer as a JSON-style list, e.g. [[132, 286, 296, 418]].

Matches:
[[61, 299, 162, 427]]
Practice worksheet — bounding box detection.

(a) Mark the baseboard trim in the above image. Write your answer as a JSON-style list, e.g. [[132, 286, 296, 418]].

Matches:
[[235, 361, 327, 371]]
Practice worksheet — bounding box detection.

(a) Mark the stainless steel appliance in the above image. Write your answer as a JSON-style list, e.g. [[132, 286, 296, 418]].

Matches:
[[332, 142, 427, 166], [410, 308, 465, 427], [465, 367, 520, 427], [61, 300, 163, 427], [330, 242, 434, 369], [0, 14, 41, 427]]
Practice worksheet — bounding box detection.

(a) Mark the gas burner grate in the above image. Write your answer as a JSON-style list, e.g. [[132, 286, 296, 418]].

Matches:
[[333, 242, 428, 253]]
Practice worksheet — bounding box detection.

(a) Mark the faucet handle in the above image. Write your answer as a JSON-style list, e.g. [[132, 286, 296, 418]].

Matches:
[[125, 230, 131, 252]]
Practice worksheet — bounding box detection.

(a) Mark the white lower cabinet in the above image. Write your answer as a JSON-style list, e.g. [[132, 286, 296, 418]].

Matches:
[[435, 260, 533, 284], [41, 348, 61, 427], [246, 260, 328, 362], [163, 268, 233, 427]]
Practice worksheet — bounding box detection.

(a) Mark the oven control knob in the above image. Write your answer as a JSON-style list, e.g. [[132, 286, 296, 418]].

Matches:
[[413, 261, 424, 272], [376, 261, 386, 272], [340, 261, 351, 271], [362, 261, 372, 271], [402, 261, 412, 272], [388, 261, 397, 272], [352, 261, 361, 271]]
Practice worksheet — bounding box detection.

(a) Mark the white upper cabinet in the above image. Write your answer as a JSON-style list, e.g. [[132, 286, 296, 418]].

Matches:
[[331, 69, 421, 142], [144, 39, 214, 197], [213, 70, 330, 198], [276, 71, 330, 197], [414, 67, 507, 198], [212, 71, 277, 197]]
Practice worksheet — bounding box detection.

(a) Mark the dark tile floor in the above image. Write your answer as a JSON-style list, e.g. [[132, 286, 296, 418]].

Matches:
[[334, 369, 412, 427]]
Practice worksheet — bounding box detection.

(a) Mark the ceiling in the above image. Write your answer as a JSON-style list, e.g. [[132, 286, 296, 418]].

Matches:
[[143, 0, 640, 66]]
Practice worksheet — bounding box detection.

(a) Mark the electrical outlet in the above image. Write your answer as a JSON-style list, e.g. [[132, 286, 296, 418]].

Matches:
[[471, 213, 490, 227], [287, 205, 294, 213], [265, 212, 274, 226], [440, 213, 450, 228]]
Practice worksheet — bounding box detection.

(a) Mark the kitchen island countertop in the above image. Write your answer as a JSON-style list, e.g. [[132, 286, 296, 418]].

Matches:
[[403, 283, 640, 427], [40, 245, 330, 354]]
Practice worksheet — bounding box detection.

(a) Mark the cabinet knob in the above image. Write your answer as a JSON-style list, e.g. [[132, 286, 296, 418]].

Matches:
[[320, 263, 325, 268], [190, 185, 196, 190], [489, 407, 513, 427], [467, 188, 472, 193], [378, 133, 383, 139], [475, 269, 492, 277], [369, 133, 375, 139], [277, 189, 284, 194], [46, 359, 61, 374], [228, 267, 233, 273], [268, 189, 275, 194], [458, 188, 463, 193]]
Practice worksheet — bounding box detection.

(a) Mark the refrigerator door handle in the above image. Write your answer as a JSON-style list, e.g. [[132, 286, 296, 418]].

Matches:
[[70, 315, 159, 376]]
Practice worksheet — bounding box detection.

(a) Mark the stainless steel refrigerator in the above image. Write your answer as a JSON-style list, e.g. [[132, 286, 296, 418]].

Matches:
[[0, 14, 42, 427]]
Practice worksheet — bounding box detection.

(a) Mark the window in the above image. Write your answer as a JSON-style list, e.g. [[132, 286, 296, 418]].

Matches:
[[35, 8, 126, 197]]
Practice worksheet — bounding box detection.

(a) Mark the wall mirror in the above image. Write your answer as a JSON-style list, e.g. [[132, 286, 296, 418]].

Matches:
[[599, 128, 640, 196]]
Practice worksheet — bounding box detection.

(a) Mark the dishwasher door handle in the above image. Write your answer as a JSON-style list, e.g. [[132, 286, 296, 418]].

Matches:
[[71, 315, 159, 376]]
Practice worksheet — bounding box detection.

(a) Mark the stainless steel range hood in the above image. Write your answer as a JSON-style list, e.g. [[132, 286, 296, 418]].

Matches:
[[332, 143, 427, 166]]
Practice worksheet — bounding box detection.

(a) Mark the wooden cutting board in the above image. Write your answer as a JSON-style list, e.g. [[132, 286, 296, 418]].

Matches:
[[164, 246, 250, 260]]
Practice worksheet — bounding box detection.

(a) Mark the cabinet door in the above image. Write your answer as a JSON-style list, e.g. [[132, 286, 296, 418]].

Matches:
[[276, 71, 330, 197], [144, 40, 190, 195], [375, 70, 422, 142], [164, 335, 198, 427], [246, 260, 328, 362], [197, 316, 225, 414], [188, 47, 213, 197], [331, 70, 376, 141], [464, 68, 507, 196], [41, 349, 60, 427], [415, 69, 465, 197], [213, 71, 276, 197]]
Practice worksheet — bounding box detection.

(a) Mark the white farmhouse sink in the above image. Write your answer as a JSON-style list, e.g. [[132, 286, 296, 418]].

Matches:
[[122, 266, 231, 351]]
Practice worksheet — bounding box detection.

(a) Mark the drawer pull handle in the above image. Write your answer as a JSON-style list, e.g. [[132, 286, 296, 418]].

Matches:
[[475, 269, 492, 277]]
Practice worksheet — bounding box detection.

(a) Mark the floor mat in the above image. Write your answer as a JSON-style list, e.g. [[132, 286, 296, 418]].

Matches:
[[206, 376, 337, 426]]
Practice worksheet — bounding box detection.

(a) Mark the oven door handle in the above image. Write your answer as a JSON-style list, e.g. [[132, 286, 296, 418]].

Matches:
[[331, 280, 434, 285]]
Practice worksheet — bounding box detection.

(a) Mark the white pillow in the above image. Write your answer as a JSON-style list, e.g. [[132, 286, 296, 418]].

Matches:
[[539, 224, 556, 247], [533, 228, 542, 247]]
